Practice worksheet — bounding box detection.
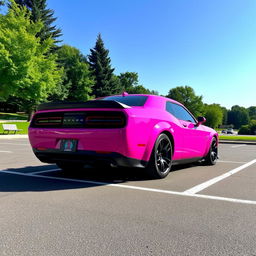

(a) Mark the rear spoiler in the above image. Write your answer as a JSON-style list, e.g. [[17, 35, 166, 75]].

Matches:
[[37, 100, 131, 111]]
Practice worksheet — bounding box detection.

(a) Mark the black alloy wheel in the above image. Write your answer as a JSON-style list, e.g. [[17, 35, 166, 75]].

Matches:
[[146, 133, 173, 179], [205, 137, 218, 165]]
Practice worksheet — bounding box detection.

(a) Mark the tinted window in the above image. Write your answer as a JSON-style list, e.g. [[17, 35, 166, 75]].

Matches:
[[166, 102, 195, 122], [166, 101, 176, 116], [102, 96, 148, 106]]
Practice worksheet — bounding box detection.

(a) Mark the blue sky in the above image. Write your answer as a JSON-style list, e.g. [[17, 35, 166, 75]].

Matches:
[[49, 1, 255, 108]]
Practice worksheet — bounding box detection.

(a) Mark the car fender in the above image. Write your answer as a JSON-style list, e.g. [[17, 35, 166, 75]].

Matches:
[[142, 121, 173, 162], [203, 131, 219, 157]]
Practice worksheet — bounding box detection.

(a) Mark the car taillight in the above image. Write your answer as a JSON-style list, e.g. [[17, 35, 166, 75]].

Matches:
[[85, 114, 125, 128], [30, 111, 126, 128], [35, 117, 62, 126]]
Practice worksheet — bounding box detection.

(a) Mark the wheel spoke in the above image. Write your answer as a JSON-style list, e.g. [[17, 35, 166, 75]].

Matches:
[[162, 156, 171, 164], [154, 136, 173, 174], [159, 159, 165, 172], [163, 144, 171, 153], [158, 140, 164, 151], [211, 151, 217, 161]]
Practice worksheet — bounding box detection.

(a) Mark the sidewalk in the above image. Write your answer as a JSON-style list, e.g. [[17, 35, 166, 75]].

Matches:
[[1, 134, 256, 145], [0, 120, 27, 123], [0, 134, 28, 139], [219, 140, 256, 145]]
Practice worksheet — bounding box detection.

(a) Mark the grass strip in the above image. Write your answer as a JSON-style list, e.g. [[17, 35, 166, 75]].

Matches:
[[219, 135, 256, 141]]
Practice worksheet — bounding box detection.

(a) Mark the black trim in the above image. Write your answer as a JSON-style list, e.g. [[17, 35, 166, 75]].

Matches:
[[30, 111, 127, 129], [33, 149, 147, 168], [37, 100, 130, 111], [172, 157, 202, 165]]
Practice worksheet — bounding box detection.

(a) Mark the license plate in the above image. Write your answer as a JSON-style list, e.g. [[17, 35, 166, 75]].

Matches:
[[60, 139, 78, 152]]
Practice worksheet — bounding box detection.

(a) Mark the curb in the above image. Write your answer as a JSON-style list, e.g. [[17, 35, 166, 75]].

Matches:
[[0, 136, 256, 144], [219, 140, 256, 145], [0, 120, 27, 123], [0, 135, 28, 139]]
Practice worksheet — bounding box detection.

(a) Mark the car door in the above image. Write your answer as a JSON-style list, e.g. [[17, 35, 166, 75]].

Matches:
[[166, 102, 208, 159]]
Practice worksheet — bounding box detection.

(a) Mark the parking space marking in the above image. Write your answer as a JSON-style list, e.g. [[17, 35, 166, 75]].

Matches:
[[231, 144, 246, 148], [1, 168, 256, 205], [184, 159, 256, 194], [218, 160, 247, 164], [28, 168, 60, 175], [0, 151, 12, 153]]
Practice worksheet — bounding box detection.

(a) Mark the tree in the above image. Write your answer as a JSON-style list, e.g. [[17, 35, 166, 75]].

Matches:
[[118, 72, 158, 95], [238, 120, 256, 135], [125, 85, 157, 94], [221, 106, 228, 125], [118, 72, 139, 91], [227, 105, 249, 129], [167, 86, 203, 117], [0, 0, 62, 115], [56, 44, 94, 101], [248, 106, 256, 120], [203, 104, 223, 128], [88, 34, 121, 97], [13, 0, 62, 43]]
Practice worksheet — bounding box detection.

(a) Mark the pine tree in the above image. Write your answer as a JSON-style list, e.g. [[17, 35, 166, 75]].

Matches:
[[13, 0, 62, 43], [88, 34, 121, 97]]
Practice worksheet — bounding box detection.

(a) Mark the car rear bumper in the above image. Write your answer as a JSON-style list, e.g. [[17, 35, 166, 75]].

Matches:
[[33, 148, 147, 168], [28, 126, 149, 162]]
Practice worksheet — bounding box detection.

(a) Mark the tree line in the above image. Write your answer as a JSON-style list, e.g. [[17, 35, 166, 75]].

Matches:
[[0, 0, 157, 116], [0, 0, 255, 134], [167, 86, 256, 134]]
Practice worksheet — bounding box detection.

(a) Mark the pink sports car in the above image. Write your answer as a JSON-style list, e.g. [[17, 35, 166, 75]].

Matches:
[[29, 94, 218, 178]]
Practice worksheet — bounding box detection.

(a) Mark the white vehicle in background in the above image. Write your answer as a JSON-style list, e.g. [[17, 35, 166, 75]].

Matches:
[[227, 128, 234, 134]]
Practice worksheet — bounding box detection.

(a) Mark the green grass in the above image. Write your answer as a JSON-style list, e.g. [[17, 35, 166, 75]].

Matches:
[[0, 122, 255, 138], [219, 135, 256, 141], [0, 112, 28, 120], [0, 122, 30, 134]]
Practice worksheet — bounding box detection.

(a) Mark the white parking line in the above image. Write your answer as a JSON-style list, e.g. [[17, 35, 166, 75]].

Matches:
[[28, 168, 60, 175], [231, 144, 246, 148], [0, 168, 256, 205], [184, 159, 256, 194], [218, 160, 247, 164], [0, 151, 12, 153]]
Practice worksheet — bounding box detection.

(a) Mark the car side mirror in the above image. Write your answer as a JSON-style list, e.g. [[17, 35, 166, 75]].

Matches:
[[196, 116, 206, 126]]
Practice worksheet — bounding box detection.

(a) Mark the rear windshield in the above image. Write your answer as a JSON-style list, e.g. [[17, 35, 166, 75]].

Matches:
[[102, 95, 148, 106]]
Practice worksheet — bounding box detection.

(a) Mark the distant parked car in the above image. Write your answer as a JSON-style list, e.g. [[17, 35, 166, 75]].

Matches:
[[221, 129, 227, 134], [227, 128, 234, 134], [28, 94, 219, 179]]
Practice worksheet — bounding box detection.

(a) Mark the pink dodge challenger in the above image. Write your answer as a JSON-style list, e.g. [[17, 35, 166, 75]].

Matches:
[[29, 94, 218, 178]]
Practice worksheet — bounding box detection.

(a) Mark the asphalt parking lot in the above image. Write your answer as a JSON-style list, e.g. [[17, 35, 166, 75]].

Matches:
[[0, 138, 256, 256]]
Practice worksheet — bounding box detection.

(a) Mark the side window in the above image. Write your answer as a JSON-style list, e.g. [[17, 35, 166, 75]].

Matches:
[[166, 102, 196, 123], [166, 101, 176, 116]]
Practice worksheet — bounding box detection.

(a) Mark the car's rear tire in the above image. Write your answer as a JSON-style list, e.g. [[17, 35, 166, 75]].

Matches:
[[56, 162, 84, 171], [146, 133, 172, 179], [205, 137, 218, 165]]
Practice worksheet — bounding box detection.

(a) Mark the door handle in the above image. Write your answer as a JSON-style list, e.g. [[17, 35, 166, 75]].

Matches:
[[182, 124, 187, 127]]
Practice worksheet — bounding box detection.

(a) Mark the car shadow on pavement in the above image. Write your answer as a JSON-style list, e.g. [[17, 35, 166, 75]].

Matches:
[[0, 165, 148, 192], [0, 162, 201, 192]]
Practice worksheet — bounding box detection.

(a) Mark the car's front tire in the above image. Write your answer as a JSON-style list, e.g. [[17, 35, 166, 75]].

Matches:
[[205, 137, 218, 165], [146, 133, 172, 179]]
